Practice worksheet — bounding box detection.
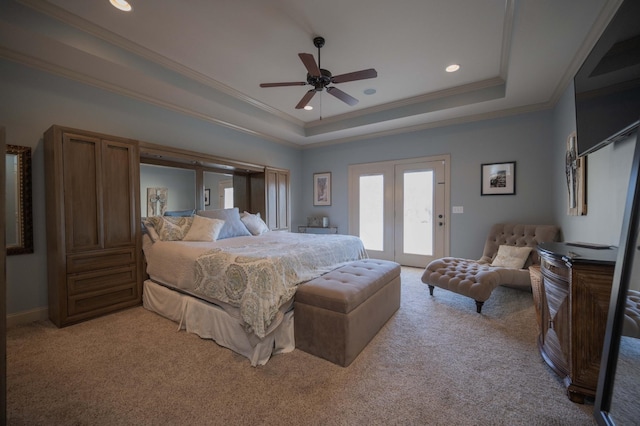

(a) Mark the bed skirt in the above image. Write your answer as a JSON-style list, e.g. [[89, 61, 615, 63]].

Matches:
[[142, 280, 295, 366]]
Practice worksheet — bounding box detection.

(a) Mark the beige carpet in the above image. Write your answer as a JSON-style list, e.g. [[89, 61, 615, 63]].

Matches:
[[7, 267, 595, 425]]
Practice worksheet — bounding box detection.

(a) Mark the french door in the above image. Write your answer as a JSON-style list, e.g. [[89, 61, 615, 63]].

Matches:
[[348, 156, 449, 267]]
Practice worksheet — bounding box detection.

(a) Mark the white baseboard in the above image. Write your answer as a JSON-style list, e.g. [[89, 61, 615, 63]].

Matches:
[[7, 307, 49, 328]]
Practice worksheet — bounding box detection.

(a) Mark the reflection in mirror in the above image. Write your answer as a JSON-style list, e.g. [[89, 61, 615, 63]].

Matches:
[[140, 164, 196, 216], [595, 140, 640, 425], [203, 171, 233, 210], [608, 243, 640, 424], [5, 144, 33, 255]]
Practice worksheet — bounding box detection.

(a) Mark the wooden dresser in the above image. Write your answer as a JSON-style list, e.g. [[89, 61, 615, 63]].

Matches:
[[535, 242, 617, 403], [44, 125, 142, 327]]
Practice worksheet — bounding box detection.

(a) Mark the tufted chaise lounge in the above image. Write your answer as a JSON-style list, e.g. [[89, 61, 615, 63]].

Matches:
[[422, 223, 560, 313]]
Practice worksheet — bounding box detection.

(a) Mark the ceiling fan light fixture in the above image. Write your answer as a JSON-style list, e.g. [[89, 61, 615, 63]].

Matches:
[[446, 64, 460, 73], [303, 105, 313, 111], [364, 88, 377, 95], [110, 0, 132, 12], [259, 36, 378, 110]]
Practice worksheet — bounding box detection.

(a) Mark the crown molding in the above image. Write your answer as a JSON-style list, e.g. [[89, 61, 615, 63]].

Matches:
[[301, 101, 554, 149], [17, 0, 304, 127], [304, 77, 505, 130]]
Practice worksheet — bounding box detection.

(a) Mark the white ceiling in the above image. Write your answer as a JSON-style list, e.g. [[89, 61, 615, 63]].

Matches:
[[0, 0, 623, 147]]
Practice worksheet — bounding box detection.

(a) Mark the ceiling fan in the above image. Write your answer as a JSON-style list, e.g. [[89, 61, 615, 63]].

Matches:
[[260, 36, 378, 109]]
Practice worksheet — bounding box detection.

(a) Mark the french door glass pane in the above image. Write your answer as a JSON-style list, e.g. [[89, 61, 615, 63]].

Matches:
[[359, 174, 384, 251], [403, 170, 433, 256], [224, 188, 234, 208]]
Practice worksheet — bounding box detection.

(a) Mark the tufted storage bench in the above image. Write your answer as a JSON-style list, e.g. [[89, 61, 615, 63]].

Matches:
[[422, 223, 559, 313], [294, 259, 401, 367]]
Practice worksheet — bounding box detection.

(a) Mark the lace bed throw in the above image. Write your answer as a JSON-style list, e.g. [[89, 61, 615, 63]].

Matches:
[[193, 233, 367, 338]]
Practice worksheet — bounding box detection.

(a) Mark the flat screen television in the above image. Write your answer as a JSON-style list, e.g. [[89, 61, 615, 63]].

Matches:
[[574, 0, 640, 157]]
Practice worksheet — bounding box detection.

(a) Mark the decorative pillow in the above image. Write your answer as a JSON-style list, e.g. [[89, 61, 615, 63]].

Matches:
[[240, 211, 270, 235], [145, 216, 193, 241], [141, 219, 160, 242], [491, 245, 533, 269], [164, 209, 196, 217], [196, 207, 252, 239], [183, 215, 225, 242]]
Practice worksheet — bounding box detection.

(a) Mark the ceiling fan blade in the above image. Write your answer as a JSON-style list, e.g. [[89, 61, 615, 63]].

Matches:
[[326, 87, 359, 106], [331, 68, 378, 84], [260, 82, 307, 87], [295, 90, 317, 109], [298, 53, 321, 77]]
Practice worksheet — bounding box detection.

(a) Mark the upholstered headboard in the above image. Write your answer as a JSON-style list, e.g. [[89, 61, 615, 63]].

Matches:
[[478, 223, 560, 266]]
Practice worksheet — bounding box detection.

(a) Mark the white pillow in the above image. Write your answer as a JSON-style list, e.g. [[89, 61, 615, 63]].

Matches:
[[490, 245, 533, 269], [183, 215, 225, 242], [196, 208, 252, 239], [240, 211, 270, 235]]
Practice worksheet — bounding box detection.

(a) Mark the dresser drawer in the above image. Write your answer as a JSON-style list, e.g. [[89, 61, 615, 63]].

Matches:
[[66, 282, 138, 317], [67, 247, 136, 273], [67, 265, 137, 296]]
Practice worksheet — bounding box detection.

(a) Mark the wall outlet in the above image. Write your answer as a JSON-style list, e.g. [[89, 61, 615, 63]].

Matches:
[[452, 206, 464, 214]]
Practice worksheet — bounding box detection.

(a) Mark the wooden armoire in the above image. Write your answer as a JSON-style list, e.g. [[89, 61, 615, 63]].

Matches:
[[44, 125, 142, 327]]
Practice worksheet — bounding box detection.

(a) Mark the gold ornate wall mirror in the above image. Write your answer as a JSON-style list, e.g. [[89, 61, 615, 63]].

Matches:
[[6, 144, 33, 255]]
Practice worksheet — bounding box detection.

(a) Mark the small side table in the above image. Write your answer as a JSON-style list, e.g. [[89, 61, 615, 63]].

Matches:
[[298, 226, 338, 234]]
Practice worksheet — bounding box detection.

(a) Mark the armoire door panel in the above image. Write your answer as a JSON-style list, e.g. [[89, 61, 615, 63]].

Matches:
[[62, 133, 103, 252], [102, 140, 137, 247], [277, 172, 289, 229], [571, 267, 615, 388], [266, 170, 278, 229]]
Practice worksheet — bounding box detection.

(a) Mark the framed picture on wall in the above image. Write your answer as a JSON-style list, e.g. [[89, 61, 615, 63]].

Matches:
[[481, 161, 516, 195], [313, 172, 331, 206], [204, 188, 210, 206]]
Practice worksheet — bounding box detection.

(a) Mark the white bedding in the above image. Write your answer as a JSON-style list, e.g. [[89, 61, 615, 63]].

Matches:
[[143, 279, 294, 366], [143, 231, 367, 338]]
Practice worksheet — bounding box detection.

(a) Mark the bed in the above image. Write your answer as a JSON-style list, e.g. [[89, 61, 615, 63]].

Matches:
[[141, 209, 367, 365]]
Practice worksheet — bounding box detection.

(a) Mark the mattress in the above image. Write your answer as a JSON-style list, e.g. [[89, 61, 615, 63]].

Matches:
[[143, 231, 367, 338]]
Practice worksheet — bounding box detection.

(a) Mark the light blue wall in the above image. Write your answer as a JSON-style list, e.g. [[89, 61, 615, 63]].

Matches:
[[3, 57, 637, 320], [0, 59, 302, 316], [551, 82, 637, 245], [301, 111, 557, 259]]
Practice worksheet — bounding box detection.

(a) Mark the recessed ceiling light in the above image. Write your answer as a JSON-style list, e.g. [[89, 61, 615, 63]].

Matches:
[[303, 105, 313, 111], [363, 88, 377, 95], [110, 0, 132, 11], [446, 64, 460, 73]]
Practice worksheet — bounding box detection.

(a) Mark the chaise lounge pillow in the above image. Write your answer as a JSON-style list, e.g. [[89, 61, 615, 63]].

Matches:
[[490, 245, 533, 269], [196, 207, 252, 239]]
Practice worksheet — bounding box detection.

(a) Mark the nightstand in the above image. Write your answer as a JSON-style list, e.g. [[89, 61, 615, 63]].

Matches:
[[298, 226, 338, 234]]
